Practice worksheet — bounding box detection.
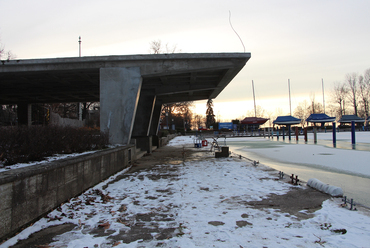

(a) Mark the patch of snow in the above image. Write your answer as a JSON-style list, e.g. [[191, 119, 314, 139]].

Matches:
[[307, 178, 343, 196]]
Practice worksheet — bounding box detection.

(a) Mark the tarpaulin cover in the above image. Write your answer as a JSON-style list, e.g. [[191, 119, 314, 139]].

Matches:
[[240, 117, 269, 125], [338, 115, 365, 123], [273, 115, 301, 125], [306, 113, 336, 123]]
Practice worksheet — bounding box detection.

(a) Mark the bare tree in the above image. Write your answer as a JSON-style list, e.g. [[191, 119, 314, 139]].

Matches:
[[293, 100, 310, 127], [149, 39, 181, 54], [0, 37, 15, 61], [331, 82, 348, 118], [149, 40, 162, 54], [358, 68, 370, 118], [308, 93, 324, 114], [160, 102, 194, 130], [246, 105, 266, 118], [193, 114, 205, 130], [345, 73, 359, 116]]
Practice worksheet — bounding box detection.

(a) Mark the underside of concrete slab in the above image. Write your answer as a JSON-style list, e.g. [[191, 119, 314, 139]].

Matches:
[[0, 53, 251, 147]]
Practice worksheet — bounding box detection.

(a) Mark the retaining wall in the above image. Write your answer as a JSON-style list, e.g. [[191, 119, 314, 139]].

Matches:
[[0, 145, 135, 240]]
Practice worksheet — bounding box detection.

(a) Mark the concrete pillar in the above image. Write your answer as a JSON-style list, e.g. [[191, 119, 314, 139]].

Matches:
[[149, 101, 163, 136], [131, 90, 157, 153], [17, 103, 32, 126], [149, 101, 163, 148], [78, 102, 82, 121], [27, 104, 32, 126], [100, 67, 142, 145], [132, 91, 156, 137]]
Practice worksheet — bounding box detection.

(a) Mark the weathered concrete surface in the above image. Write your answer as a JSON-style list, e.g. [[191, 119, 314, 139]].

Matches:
[[0, 145, 134, 241], [100, 67, 142, 145]]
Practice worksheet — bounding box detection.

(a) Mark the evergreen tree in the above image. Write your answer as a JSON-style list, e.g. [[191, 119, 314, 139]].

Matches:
[[206, 99, 216, 128]]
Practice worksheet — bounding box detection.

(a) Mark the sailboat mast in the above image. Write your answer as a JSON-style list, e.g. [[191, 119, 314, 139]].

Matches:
[[252, 80, 257, 117], [322, 78, 326, 114], [288, 79, 292, 116]]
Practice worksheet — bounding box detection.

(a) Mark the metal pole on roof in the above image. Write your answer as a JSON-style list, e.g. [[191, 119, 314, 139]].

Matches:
[[78, 36, 82, 120]]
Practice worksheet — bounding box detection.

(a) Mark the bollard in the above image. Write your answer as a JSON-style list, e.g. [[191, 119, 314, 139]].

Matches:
[[282, 126, 285, 141], [288, 125, 292, 141], [277, 127, 279, 140], [313, 127, 317, 144], [342, 196, 357, 210], [290, 174, 300, 185], [278, 171, 284, 179]]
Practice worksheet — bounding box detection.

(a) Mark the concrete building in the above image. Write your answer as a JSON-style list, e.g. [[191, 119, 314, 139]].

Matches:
[[0, 53, 250, 152]]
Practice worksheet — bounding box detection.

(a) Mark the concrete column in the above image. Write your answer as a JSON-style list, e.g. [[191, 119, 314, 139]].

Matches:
[[131, 91, 156, 137], [100, 67, 142, 145], [27, 104, 32, 126], [149, 101, 163, 136], [78, 102, 82, 121], [149, 102, 163, 148], [131, 90, 157, 153], [17, 103, 32, 126]]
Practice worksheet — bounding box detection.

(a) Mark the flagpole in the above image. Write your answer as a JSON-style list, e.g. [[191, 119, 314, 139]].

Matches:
[[288, 79, 292, 116], [322, 78, 325, 114], [252, 80, 257, 117]]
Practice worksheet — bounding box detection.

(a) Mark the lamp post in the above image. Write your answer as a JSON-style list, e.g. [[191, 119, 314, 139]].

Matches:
[[78, 36, 81, 57]]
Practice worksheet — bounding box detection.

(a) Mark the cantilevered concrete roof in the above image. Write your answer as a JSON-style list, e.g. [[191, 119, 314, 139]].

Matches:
[[0, 53, 250, 104]]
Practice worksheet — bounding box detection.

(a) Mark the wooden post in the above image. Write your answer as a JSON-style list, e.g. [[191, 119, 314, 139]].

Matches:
[[295, 126, 299, 141], [304, 127, 308, 142]]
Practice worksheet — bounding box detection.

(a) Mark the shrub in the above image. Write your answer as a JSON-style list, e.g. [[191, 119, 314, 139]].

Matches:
[[0, 126, 109, 166]]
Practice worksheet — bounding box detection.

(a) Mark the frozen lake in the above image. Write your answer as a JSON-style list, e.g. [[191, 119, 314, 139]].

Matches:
[[226, 132, 370, 207]]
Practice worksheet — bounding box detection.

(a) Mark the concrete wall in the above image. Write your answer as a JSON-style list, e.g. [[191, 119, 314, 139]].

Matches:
[[0, 145, 135, 240], [49, 112, 85, 128], [156, 134, 177, 147]]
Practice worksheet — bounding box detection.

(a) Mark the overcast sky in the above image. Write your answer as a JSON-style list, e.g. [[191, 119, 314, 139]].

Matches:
[[1, 0, 370, 121]]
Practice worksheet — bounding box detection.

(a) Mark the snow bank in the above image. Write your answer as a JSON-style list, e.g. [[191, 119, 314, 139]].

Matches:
[[307, 178, 343, 196]]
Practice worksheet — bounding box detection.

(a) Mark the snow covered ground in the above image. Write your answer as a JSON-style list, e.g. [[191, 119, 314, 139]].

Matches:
[[2, 136, 370, 248]]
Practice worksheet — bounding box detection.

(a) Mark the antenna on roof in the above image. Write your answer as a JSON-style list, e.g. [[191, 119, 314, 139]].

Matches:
[[229, 11, 245, 53]]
